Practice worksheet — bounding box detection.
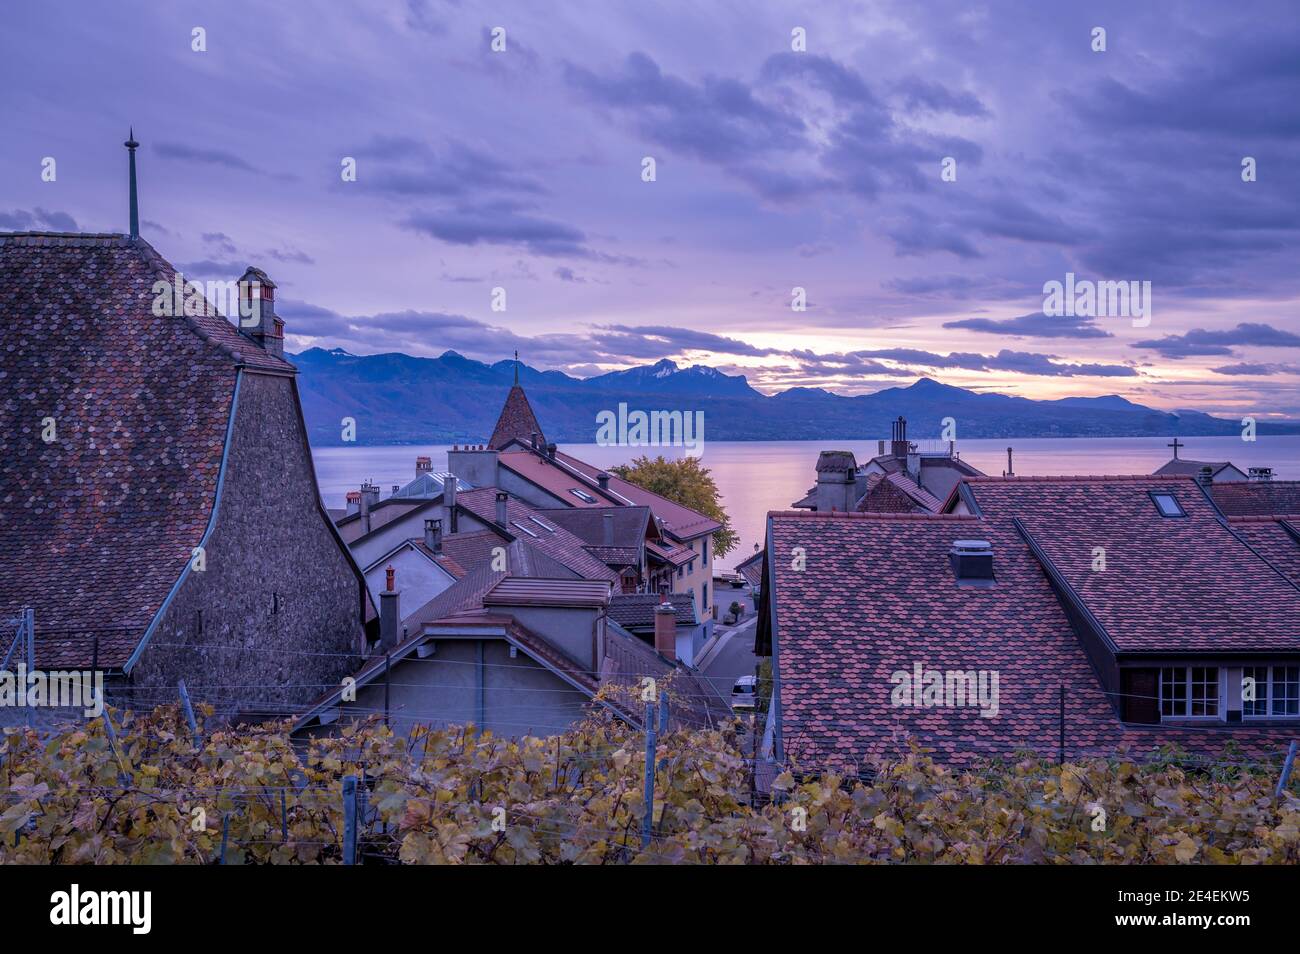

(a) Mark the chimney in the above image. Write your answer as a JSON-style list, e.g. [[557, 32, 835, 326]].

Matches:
[[906, 450, 921, 482], [597, 471, 611, 492], [890, 416, 909, 459], [654, 595, 677, 660], [495, 491, 509, 528], [877, 439, 886, 457], [358, 483, 378, 534], [950, 540, 994, 583], [124, 128, 140, 241], [392, 484, 400, 496], [545, 442, 557, 460], [1249, 466, 1274, 482], [345, 490, 361, 516], [1003, 447, 1015, 478], [531, 431, 539, 450], [238, 267, 283, 357], [415, 456, 432, 476], [443, 474, 458, 532], [379, 565, 401, 652], [424, 518, 443, 554], [1197, 465, 1214, 488], [603, 512, 615, 546]]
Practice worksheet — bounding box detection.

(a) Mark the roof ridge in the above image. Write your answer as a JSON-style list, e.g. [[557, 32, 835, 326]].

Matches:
[[965, 474, 1196, 483], [1228, 513, 1300, 523], [768, 509, 976, 521]]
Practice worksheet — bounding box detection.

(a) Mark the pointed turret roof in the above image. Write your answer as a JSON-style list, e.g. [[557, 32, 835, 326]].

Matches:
[[489, 383, 546, 450]]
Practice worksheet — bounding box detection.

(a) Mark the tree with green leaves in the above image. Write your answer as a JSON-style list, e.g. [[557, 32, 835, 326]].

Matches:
[[609, 454, 737, 558]]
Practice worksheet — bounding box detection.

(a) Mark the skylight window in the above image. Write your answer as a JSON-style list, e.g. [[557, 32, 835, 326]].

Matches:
[[528, 516, 555, 532], [511, 521, 538, 538], [570, 489, 597, 504], [1150, 492, 1185, 517]]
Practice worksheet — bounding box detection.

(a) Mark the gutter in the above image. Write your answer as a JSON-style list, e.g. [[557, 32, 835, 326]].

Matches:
[[125, 370, 243, 673]]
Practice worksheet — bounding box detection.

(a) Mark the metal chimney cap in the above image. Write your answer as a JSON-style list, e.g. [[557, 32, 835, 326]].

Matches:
[[951, 539, 993, 553]]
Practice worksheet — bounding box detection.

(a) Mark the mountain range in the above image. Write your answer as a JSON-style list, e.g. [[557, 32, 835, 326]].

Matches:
[[291, 347, 1300, 446]]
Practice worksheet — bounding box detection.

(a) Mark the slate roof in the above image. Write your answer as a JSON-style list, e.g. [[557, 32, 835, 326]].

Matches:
[[965, 475, 1300, 654], [608, 592, 697, 629], [488, 385, 546, 450], [0, 233, 294, 668], [455, 487, 619, 582], [1154, 458, 1239, 478], [554, 450, 722, 541], [532, 505, 653, 549], [1212, 480, 1300, 517], [600, 622, 731, 729], [763, 505, 1299, 772]]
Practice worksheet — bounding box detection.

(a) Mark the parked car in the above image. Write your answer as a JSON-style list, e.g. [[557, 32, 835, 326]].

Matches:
[[731, 674, 758, 710]]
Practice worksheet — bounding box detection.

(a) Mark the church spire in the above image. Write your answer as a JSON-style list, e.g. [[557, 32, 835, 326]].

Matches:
[[124, 127, 140, 241]]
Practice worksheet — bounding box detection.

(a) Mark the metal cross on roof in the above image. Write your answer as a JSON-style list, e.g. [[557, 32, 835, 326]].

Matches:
[[1167, 437, 1184, 459]]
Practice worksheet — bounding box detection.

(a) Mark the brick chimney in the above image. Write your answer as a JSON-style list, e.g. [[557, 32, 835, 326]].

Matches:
[[654, 595, 677, 660], [238, 267, 283, 357], [345, 490, 361, 516], [416, 456, 432, 476], [495, 491, 509, 528], [379, 565, 400, 652]]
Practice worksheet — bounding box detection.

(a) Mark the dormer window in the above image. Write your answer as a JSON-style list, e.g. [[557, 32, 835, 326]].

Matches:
[[1150, 492, 1185, 517], [1160, 666, 1220, 719]]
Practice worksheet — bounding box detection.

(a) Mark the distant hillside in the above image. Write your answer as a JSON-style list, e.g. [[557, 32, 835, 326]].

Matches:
[[290, 348, 1300, 446]]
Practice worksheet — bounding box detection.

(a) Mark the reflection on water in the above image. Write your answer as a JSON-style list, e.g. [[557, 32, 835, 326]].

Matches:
[[313, 435, 1300, 572]]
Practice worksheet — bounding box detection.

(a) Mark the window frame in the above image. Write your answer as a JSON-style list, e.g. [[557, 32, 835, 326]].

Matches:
[[1148, 491, 1186, 518], [1159, 665, 1222, 721], [1243, 664, 1300, 720]]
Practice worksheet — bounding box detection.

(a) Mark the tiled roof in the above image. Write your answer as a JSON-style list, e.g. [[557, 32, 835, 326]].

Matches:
[[488, 385, 546, 450], [439, 529, 510, 572], [555, 450, 722, 541], [646, 539, 693, 568], [1212, 480, 1300, 517], [498, 450, 616, 508], [815, 450, 857, 473], [456, 487, 619, 582], [532, 506, 653, 549], [1155, 458, 1236, 478], [764, 507, 1298, 772], [1227, 517, 1300, 586], [600, 623, 730, 729], [608, 593, 697, 628], [735, 550, 764, 588], [966, 475, 1300, 653], [0, 233, 292, 668], [857, 471, 943, 513], [484, 577, 612, 609]]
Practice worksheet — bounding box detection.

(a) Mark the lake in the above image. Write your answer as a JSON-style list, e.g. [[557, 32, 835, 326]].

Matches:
[[313, 435, 1300, 572]]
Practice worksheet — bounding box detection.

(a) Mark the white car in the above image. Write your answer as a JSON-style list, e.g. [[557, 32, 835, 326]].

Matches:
[[731, 675, 758, 710]]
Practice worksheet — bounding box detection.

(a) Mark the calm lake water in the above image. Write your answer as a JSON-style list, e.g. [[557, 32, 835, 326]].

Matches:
[[314, 436, 1300, 573]]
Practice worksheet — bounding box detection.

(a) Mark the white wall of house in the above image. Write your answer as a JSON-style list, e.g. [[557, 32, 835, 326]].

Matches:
[[363, 546, 456, 622]]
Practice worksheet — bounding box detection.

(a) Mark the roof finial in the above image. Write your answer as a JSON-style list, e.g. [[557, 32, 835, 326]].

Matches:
[[513, 349, 519, 386], [124, 128, 140, 241]]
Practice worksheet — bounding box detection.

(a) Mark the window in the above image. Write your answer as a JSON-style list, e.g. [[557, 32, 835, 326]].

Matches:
[[510, 521, 538, 538], [569, 489, 597, 504], [1160, 666, 1219, 718], [1244, 666, 1300, 718], [702, 537, 709, 563], [1150, 492, 1185, 517], [529, 516, 555, 533], [687, 559, 695, 575], [703, 582, 709, 609], [676, 565, 683, 579]]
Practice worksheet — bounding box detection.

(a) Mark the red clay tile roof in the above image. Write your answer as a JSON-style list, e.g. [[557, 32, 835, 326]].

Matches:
[[966, 475, 1300, 653], [488, 385, 546, 450], [1227, 517, 1300, 586], [554, 450, 722, 541], [0, 233, 293, 668], [857, 471, 943, 513], [735, 550, 764, 588], [483, 577, 612, 608], [764, 507, 1298, 772], [1212, 480, 1300, 517], [646, 539, 693, 568]]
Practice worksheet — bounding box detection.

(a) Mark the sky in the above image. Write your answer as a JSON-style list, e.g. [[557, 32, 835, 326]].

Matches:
[[2, 0, 1299, 418]]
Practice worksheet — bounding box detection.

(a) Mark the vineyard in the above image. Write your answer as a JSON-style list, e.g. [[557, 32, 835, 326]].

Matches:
[[2, 702, 1298, 864]]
